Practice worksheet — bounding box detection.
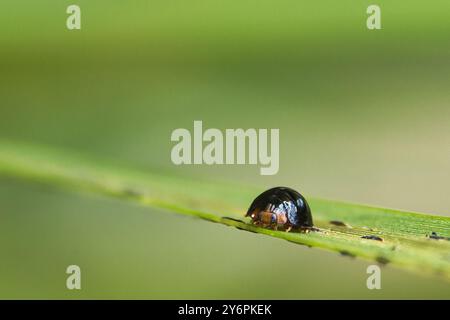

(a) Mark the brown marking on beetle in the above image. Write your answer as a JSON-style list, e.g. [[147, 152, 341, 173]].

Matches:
[[361, 235, 384, 242], [329, 220, 352, 228], [276, 213, 288, 225], [259, 210, 273, 225], [427, 232, 450, 241]]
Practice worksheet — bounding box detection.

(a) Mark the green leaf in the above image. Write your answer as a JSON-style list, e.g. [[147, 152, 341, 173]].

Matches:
[[0, 140, 449, 280]]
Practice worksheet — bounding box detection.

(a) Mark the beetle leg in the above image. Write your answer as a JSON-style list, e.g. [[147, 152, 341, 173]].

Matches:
[[285, 226, 292, 233]]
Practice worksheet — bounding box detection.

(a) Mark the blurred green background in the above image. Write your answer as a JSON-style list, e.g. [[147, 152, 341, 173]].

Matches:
[[0, 1, 449, 298]]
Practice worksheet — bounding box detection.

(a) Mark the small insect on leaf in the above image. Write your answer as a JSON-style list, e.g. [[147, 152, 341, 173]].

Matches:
[[246, 187, 313, 232]]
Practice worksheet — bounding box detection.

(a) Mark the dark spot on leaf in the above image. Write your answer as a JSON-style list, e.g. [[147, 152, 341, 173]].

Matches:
[[376, 256, 390, 265], [435, 269, 446, 277], [222, 217, 246, 224], [305, 226, 321, 233], [286, 240, 313, 248], [361, 235, 384, 242], [340, 250, 355, 258], [427, 232, 450, 241], [330, 220, 351, 228], [123, 188, 142, 198], [235, 226, 256, 233]]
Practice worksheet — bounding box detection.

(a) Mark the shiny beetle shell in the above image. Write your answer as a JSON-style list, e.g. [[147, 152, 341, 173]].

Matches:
[[246, 187, 313, 231]]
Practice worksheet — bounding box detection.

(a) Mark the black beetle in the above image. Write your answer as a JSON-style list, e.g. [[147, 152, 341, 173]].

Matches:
[[246, 187, 313, 232]]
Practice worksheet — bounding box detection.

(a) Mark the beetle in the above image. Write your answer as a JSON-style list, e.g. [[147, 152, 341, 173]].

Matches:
[[246, 187, 313, 232]]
